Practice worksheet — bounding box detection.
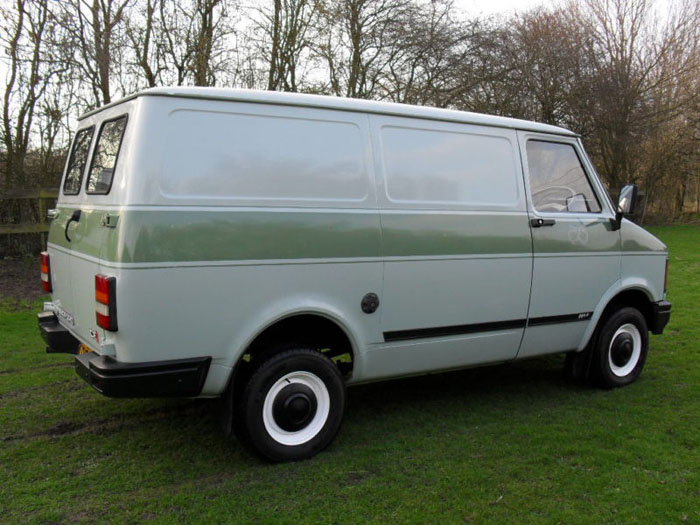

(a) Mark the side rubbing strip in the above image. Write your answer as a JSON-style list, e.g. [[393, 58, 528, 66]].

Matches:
[[383, 312, 593, 342], [384, 319, 526, 342]]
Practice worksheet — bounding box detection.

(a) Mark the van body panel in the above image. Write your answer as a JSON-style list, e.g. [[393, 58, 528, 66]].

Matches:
[[359, 330, 524, 382], [367, 115, 532, 375], [42, 88, 670, 403], [47, 208, 110, 346], [112, 261, 381, 391], [103, 208, 381, 264], [576, 277, 661, 351], [516, 132, 621, 358], [621, 219, 667, 253], [379, 212, 531, 256], [620, 256, 666, 302]]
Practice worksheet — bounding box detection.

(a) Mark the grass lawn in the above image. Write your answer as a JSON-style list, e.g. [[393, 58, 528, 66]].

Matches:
[[1, 226, 698, 523]]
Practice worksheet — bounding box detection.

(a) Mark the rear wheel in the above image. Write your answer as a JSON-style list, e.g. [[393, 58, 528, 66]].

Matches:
[[241, 347, 345, 462], [591, 307, 649, 388]]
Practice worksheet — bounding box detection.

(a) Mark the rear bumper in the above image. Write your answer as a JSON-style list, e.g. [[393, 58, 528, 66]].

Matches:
[[38, 312, 80, 354], [649, 300, 672, 335], [75, 353, 212, 398]]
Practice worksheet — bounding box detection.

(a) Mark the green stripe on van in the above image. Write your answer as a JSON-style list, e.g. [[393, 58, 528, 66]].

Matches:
[[50, 207, 619, 264], [380, 213, 531, 256], [50, 207, 384, 263]]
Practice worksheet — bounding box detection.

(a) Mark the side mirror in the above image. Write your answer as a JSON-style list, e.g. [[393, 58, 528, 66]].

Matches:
[[618, 184, 638, 215], [610, 184, 638, 231]]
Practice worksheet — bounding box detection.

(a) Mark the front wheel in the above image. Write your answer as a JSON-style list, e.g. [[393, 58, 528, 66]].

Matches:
[[241, 348, 346, 462], [592, 307, 649, 388]]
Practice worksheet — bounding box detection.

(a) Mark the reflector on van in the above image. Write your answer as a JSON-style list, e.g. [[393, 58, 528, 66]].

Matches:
[[40, 252, 52, 292], [95, 275, 118, 331]]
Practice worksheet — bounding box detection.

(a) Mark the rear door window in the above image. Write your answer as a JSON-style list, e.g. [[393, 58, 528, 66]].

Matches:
[[86, 115, 127, 194], [62, 127, 94, 195], [526, 140, 601, 213]]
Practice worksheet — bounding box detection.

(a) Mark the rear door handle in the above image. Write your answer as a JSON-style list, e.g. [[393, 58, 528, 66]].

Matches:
[[65, 209, 82, 242], [530, 218, 556, 228]]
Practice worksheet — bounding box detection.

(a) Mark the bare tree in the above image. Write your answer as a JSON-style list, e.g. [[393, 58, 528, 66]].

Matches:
[[316, 0, 413, 99], [1, 0, 56, 189], [571, 0, 699, 189], [126, 0, 163, 88], [158, 0, 237, 87], [59, 0, 132, 107], [256, 0, 318, 91], [192, 0, 221, 85]]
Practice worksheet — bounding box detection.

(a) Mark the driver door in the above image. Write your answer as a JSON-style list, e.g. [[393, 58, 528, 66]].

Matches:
[[516, 132, 620, 359]]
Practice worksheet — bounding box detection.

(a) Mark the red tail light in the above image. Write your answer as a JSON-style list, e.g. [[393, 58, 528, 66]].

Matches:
[[95, 274, 118, 331], [40, 252, 52, 292]]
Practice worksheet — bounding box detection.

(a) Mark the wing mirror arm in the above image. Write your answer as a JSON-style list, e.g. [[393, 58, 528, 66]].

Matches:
[[610, 184, 638, 231], [610, 210, 623, 231]]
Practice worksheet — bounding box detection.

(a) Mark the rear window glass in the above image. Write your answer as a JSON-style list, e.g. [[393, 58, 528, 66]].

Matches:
[[86, 116, 127, 194], [62, 127, 94, 195]]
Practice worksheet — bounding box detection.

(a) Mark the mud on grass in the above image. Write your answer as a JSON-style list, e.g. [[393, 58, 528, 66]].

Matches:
[[0, 226, 698, 523]]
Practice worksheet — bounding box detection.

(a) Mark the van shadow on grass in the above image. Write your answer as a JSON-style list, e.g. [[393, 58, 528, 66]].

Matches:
[[142, 355, 576, 451], [48, 354, 580, 462]]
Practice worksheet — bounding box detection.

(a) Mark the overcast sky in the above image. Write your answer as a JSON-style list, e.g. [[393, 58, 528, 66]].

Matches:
[[453, 0, 555, 16], [453, 0, 674, 18]]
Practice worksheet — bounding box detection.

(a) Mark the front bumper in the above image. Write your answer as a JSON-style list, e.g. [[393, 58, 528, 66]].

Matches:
[[649, 300, 672, 335], [75, 353, 212, 398]]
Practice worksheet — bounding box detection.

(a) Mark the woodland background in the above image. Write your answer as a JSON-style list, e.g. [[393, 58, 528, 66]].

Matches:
[[1, 0, 699, 255]]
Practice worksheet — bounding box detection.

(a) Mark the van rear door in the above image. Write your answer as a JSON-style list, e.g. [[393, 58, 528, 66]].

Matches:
[[47, 126, 95, 330], [47, 112, 128, 347]]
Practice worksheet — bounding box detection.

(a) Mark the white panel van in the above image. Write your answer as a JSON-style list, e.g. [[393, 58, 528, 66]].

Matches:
[[38, 88, 671, 461]]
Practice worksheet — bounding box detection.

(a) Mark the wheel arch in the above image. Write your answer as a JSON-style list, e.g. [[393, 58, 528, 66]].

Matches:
[[238, 311, 357, 375], [578, 279, 656, 351], [219, 307, 361, 437]]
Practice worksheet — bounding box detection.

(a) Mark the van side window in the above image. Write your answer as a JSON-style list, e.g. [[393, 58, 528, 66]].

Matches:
[[86, 116, 127, 194], [381, 126, 520, 208], [526, 141, 601, 213], [62, 127, 94, 195], [161, 111, 368, 202]]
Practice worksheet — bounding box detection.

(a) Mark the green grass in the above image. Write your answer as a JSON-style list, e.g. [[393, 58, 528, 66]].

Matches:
[[1, 226, 698, 524]]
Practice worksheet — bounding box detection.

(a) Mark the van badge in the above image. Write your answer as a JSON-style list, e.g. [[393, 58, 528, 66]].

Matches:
[[361, 293, 379, 314]]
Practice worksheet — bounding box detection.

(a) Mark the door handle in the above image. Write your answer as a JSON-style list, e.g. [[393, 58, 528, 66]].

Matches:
[[530, 218, 556, 228], [65, 210, 82, 242]]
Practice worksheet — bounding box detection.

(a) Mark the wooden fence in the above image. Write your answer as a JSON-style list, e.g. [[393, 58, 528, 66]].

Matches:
[[0, 187, 58, 256]]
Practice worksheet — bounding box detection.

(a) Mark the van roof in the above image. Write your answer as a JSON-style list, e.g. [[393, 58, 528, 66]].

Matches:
[[79, 87, 577, 137]]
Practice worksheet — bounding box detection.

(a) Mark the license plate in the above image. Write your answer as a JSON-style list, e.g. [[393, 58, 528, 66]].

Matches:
[[78, 344, 94, 355]]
